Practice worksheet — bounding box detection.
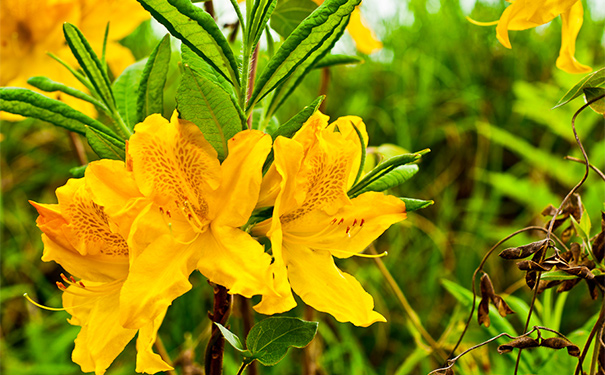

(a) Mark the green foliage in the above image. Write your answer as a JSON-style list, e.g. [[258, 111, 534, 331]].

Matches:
[[136, 0, 240, 86], [26, 76, 108, 112], [270, 0, 318, 38], [84, 127, 126, 160], [313, 54, 364, 69], [113, 59, 147, 129], [218, 317, 318, 367], [136, 34, 172, 121], [553, 67, 605, 108]]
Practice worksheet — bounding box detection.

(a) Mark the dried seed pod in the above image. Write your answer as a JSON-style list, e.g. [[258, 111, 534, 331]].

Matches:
[[499, 239, 549, 260], [498, 336, 540, 354], [570, 243, 582, 263], [492, 295, 515, 318], [541, 204, 558, 217], [593, 230, 604, 264], [538, 279, 563, 294], [526, 271, 537, 290], [478, 294, 490, 327], [561, 225, 574, 243], [540, 337, 580, 357], [516, 260, 552, 272], [556, 278, 581, 293], [559, 266, 595, 280]]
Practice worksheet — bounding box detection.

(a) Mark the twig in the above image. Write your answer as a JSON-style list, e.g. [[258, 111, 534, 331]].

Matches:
[[575, 301, 605, 375], [237, 296, 257, 375], [318, 68, 330, 113], [564, 156, 605, 181], [67, 131, 88, 165], [205, 284, 232, 375]]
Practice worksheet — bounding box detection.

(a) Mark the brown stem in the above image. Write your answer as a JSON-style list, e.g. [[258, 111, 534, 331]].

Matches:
[[205, 284, 232, 375], [318, 68, 330, 113], [247, 45, 260, 128], [575, 300, 605, 375], [204, 1, 215, 20], [67, 131, 88, 165], [302, 306, 318, 375], [237, 296, 257, 375]]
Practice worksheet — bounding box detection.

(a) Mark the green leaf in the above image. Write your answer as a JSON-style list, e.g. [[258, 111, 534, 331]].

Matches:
[[113, 59, 147, 129], [553, 67, 605, 109], [248, 0, 279, 50], [269, 0, 318, 38], [85, 127, 126, 160], [137, 34, 172, 121], [249, 0, 360, 110], [400, 197, 434, 212], [176, 64, 244, 160], [26, 76, 108, 112], [63, 23, 115, 112], [214, 323, 249, 354], [348, 153, 423, 198], [0, 88, 114, 136], [69, 165, 87, 178], [136, 0, 240, 86], [262, 96, 323, 173], [181, 45, 235, 95], [313, 54, 364, 69], [246, 317, 318, 366], [352, 165, 418, 196], [583, 87, 605, 115]]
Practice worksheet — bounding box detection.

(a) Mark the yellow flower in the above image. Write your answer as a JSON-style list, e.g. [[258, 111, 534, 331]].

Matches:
[[0, 0, 148, 120], [252, 112, 407, 327], [311, 0, 382, 54], [113, 112, 275, 328], [470, 0, 591, 74], [30, 161, 171, 375]]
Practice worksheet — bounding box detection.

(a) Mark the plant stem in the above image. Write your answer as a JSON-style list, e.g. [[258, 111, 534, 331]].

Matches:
[[205, 284, 232, 375], [369, 245, 447, 361], [236, 362, 249, 375], [247, 45, 260, 128], [67, 131, 88, 165], [318, 67, 330, 113], [302, 306, 318, 375], [237, 296, 257, 375]]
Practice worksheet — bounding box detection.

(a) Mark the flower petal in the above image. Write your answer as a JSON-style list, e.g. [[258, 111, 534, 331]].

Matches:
[[119, 233, 198, 329], [214, 130, 272, 227], [135, 309, 173, 374], [346, 8, 383, 55], [284, 244, 386, 327], [65, 285, 137, 375], [556, 1, 592, 74], [283, 192, 406, 258], [197, 225, 274, 298]]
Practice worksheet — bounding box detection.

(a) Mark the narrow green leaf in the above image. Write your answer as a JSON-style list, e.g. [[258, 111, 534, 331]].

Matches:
[[249, 0, 360, 110], [246, 317, 318, 366], [176, 65, 244, 160], [136, 0, 240, 86], [63, 23, 115, 112], [248, 0, 279, 49], [583, 87, 605, 115], [214, 323, 247, 353], [313, 54, 363, 69], [85, 127, 126, 160], [181, 45, 235, 95], [113, 59, 147, 129], [69, 165, 87, 178], [262, 96, 323, 173], [27, 76, 108, 112], [348, 153, 422, 198], [270, 0, 318, 38], [400, 197, 434, 212], [553, 67, 605, 109], [47, 52, 96, 94], [137, 34, 172, 121], [0, 88, 114, 136], [352, 164, 419, 196]]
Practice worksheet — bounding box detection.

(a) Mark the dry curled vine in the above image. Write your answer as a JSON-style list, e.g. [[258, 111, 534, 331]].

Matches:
[[434, 94, 605, 374]]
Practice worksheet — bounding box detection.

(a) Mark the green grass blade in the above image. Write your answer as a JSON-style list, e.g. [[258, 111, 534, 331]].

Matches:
[[136, 34, 172, 121], [137, 0, 240, 87], [249, 0, 360, 110]]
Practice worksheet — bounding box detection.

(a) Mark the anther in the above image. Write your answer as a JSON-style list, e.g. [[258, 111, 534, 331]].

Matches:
[[60, 273, 70, 283], [56, 281, 67, 290], [188, 213, 194, 221], [330, 218, 338, 225], [69, 276, 77, 284], [360, 218, 365, 227], [338, 218, 344, 225], [352, 219, 357, 227], [166, 210, 171, 218], [159, 207, 164, 214], [79, 281, 86, 288], [346, 226, 351, 234]]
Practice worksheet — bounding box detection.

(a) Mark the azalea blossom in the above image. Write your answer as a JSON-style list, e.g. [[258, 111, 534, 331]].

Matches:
[[0, 0, 148, 120], [114, 112, 276, 328], [30, 163, 171, 375], [252, 112, 407, 327], [469, 0, 591, 74]]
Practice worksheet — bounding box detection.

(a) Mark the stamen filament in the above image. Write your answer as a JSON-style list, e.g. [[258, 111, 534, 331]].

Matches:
[[466, 17, 499, 26], [23, 293, 67, 311]]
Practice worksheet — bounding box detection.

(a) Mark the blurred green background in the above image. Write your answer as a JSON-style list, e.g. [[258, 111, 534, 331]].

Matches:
[[1, 0, 604, 374]]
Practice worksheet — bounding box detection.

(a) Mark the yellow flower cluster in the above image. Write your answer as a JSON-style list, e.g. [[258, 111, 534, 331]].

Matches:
[[31, 111, 407, 374], [0, 0, 148, 119]]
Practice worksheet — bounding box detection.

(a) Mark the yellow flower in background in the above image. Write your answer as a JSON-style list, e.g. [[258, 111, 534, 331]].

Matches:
[[0, 0, 148, 120], [30, 163, 171, 375], [311, 0, 382, 54], [470, 0, 591, 74], [252, 113, 407, 327], [114, 112, 275, 328]]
